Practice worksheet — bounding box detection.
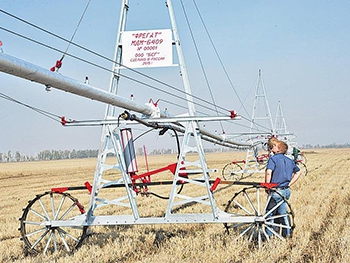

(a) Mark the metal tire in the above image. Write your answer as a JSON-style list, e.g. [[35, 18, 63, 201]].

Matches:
[[297, 162, 308, 176], [222, 163, 243, 181], [224, 186, 295, 248], [19, 191, 87, 255], [298, 153, 307, 163]]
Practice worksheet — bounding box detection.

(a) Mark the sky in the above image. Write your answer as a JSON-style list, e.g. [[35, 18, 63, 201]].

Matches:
[[1, 0, 350, 156]]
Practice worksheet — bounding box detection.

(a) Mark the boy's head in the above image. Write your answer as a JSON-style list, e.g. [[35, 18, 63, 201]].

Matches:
[[267, 137, 279, 152], [278, 141, 288, 154], [268, 139, 288, 154]]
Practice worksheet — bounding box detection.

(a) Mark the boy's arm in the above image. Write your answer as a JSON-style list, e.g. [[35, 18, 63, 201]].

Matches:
[[289, 171, 301, 187], [265, 169, 272, 183]]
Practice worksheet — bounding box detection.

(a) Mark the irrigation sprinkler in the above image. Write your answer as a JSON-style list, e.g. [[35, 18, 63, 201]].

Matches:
[[0, 0, 298, 255]]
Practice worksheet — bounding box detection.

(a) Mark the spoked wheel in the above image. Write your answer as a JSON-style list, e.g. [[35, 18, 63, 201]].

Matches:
[[297, 153, 307, 164], [262, 142, 268, 151], [19, 191, 87, 255], [257, 154, 269, 171], [258, 161, 267, 171], [224, 186, 295, 248], [222, 163, 243, 181], [296, 161, 308, 176]]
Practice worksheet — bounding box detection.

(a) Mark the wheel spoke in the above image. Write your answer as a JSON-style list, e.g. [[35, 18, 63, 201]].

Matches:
[[22, 220, 43, 226], [30, 228, 50, 250], [243, 191, 257, 214], [248, 225, 256, 242], [29, 208, 47, 221], [38, 198, 51, 220], [59, 226, 83, 244], [57, 229, 71, 252], [43, 231, 54, 255], [265, 224, 284, 240], [269, 212, 291, 221], [264, 199, 284, 218], [50, 193, 56, 221], [239, 223, 254, 238], [262, 227, 269, 241], [58, 203, 76, 220], [232, 198, 253, 215], [268, 221, 292, 230], [263, 194, 273, 214], [55, 194, 67, 220], [25, 227, 47, 237], [53, 230, 58, 253], [256, 187, 261, 214], [257, 226, 263, 248]]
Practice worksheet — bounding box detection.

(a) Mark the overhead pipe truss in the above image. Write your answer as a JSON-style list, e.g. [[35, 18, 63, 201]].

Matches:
[[0, 53, 251, 149]]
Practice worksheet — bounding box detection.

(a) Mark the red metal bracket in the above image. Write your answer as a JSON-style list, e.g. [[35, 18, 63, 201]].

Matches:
[[84, 181, 92, 194], [260, 183, 278, 189], [210, 177, 221, 192], [50, 59, 63, 72], [51, 187, 68, 193], [61, 116, 67, 125], [230, 110, 237, 118]]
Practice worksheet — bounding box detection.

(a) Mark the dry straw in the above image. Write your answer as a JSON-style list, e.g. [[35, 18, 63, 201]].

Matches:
[[1, 149, 350, 262]]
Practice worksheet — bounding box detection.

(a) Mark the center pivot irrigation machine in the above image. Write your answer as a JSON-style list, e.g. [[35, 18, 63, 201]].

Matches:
[[221, 72, 308, 181], [0, 0, 297, 255]]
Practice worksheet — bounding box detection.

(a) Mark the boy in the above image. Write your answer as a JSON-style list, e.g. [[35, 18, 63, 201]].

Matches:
[[265, 140, 301, 237]]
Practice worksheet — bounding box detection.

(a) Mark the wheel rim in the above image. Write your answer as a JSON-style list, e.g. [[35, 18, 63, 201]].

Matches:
[[297, 162, 308, 176], [19, 191, 87, 255], [224, 186, 295, 248]]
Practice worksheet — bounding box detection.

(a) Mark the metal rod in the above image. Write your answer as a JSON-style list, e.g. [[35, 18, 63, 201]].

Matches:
[[51, 180, 269, 193], [0, 53, 154, 116]]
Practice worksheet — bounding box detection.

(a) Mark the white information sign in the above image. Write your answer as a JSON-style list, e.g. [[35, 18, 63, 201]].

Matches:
[[122, 29, 173, 68]]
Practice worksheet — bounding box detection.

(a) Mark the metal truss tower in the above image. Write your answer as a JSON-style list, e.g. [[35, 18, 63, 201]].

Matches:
[[243, 69, 275, 173]]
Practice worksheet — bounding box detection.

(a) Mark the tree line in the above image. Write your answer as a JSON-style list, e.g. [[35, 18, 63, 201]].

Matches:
[[0, 149, 99, 162], [1, 143, 349, 163], [0, 148, 176, 162], [0, 146, 230, 163]]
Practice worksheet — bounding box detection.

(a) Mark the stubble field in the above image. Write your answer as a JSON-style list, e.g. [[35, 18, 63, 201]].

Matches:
[[1, 148, 350, 263]]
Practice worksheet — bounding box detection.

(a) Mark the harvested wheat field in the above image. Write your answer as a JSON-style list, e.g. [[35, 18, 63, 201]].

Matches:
[[1, 148, 350, 263]]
